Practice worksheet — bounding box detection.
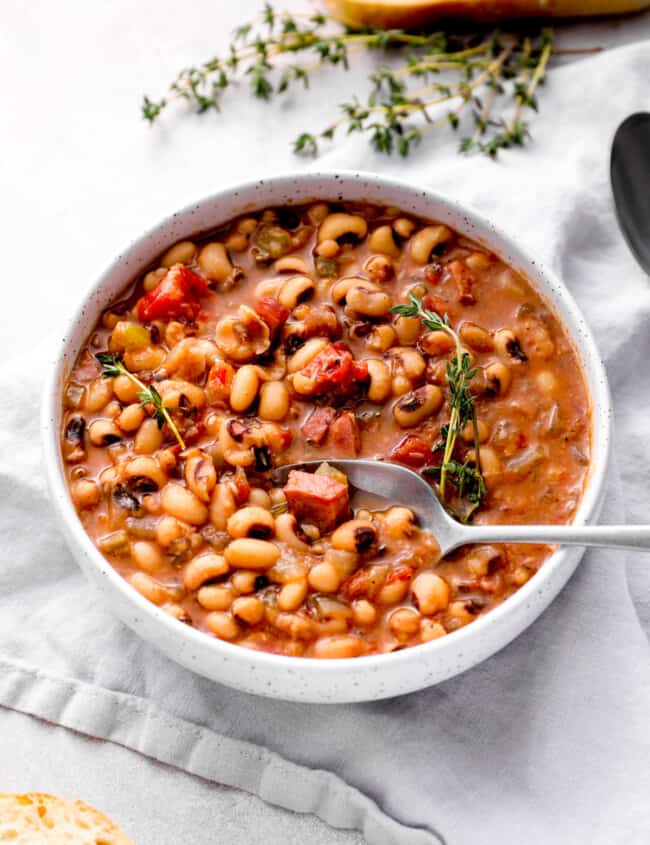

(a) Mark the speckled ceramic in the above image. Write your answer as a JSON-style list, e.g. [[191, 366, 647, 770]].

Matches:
[[42, 172, 612, 703]]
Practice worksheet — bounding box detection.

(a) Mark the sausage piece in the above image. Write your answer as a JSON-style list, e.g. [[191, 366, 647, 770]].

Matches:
[[284, 470, 350, 532]]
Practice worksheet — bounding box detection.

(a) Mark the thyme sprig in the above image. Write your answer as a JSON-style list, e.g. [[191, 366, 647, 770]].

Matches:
[[391, 293, 486, 521], [142, 4, 568, 159], [96, 353, 186, 450]]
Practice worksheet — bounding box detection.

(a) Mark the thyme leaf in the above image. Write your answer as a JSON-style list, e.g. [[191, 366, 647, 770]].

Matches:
[[96, 353, 186, 450], [141, 7, 590, 159], [391, 294, 486, 522]]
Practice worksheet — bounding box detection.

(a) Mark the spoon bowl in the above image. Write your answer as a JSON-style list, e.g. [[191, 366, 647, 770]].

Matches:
[[610, 111, 650, 274], [275, 460, 650, 555]]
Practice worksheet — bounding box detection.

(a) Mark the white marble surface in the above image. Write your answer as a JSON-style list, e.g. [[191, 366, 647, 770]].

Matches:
[[1, 2, 649, 843]]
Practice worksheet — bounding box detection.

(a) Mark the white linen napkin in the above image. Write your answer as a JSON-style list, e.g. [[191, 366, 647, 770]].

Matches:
[[1, 27, 650, 845]]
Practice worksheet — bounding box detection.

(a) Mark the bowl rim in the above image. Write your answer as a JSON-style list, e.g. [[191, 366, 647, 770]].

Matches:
[[41, 169, 613, 677]]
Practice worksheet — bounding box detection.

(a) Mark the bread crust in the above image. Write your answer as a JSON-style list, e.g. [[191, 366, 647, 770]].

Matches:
[[0, 793, 133, 844], [326, 0, 650, 27]]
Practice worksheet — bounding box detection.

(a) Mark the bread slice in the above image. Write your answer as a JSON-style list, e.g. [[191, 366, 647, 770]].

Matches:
[[326, 0, 650, 27], [0, 793, 133, 844]]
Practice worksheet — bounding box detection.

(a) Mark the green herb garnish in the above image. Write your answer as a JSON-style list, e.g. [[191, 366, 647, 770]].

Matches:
[[392, 293, 486, 521], [96, 353, 186, 450], [141, 5, 585, 160]]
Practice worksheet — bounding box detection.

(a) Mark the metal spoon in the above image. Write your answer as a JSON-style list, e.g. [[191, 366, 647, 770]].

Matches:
[[274, 460, 650, 556], [610, 112, 650, 274]]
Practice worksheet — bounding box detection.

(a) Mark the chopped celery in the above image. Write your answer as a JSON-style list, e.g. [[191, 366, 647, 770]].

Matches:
[[315, 461, 348, 486]]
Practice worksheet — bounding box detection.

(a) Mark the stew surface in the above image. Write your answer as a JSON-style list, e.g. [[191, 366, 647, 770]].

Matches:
[[61, 201, 591, 658]]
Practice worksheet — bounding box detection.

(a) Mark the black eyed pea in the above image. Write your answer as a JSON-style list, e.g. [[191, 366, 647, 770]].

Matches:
[[123, 346, 166, 373], [226, 506, 275, 540], [393, 217, 416, 239], [466, 446, 502, 478], [224, 233, 248, 252], [366, 359, 392, 403], [209, 482, 237, 531], [459, 322, 494, 353], [255, 277, 284, 299], [130, 572, 175, 606], [391, 373, 412, 397], [236, 217, 258, 235], [134, 418, 164, 455], [494, 329, 527, 363], [307, 562, 341, 593], [84, 378, 114, 413], [231, 570, 258, 594], [206, 611, 240, 641], [224, 538, 280, 571], [229, 365, 260, 412], [274, 255, 310, 274], [312, 634, 365, 658], [198, 242, 232, 283], [461, 419, 490, 444], [275, 612, 315, 641], [143, 268, 166, 292], [160, 484, 209, 526], [331, 520, 377, 554], [383, 506, 416, 540], [363, 254, 395, 285], [420, 619, 447, 642], [306, 202, 330, 224], [183, 553, 229, 592], [409, 225, 453, 265], [155, 516, 184, 549], [113, 374, 140, 403], [70, 478, 100, 510], [315, 239, 340, 258], [131, 540, 165, 574], [248, 487, 272, 510], [330, 275, 374, 307], [184, 452, 217, 503], [389, 607, 421, 640], [418, 330, 455, 357], [287, 337, 328, 373], [351, 599, 376, 627], [393, 315, 421, 346], [465, 251, 491, 272], [366, 324, 396, 353], [485, 362, 512, 397], [278, 274, 315, 309], [318, 213, 368, 244], [345, 285, 392, 318], [393, 384, 443, 428], [198, 584, 235, 611], [274, 513, 310, 552], [411, 571, 450, 615], [368, 225, 400, 258], [388, 347, 426, 381], [258, 380, 289, 422], [163, 604, 192, 624], [231, 595, 265, 625], [125, 456, 167, 491], [117, 403, 145, 433], [161, 240, 197, 268], [278, 579, 308, 612], [88, 420, 122, 447], [536, 370, 558, 396]]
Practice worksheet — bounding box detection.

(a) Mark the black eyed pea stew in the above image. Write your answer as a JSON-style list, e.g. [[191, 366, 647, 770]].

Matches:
[[61, 201, 591, 658]]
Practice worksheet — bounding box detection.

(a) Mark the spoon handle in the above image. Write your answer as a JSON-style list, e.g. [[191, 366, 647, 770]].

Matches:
[[460, 524, 650, 552]]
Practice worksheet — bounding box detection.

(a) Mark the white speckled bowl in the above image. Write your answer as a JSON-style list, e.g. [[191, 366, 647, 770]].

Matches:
[[42, 172, 612, 703]]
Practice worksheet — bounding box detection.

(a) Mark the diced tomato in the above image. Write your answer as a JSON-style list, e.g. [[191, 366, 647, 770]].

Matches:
[[136, 265, 209, 323], [206, 362, 234, 405], [253, 298, 289, 337], [301, 406, 337, 446], [341, 565, 387, 600], [329, 411, 361, 456], [284, 470, 350, 532], [231, 466, 251, 505], [384, 564, 414, 586], [300, 343, 368, 397], [391, 435, 433, 468], [422, 293, 448, 317]]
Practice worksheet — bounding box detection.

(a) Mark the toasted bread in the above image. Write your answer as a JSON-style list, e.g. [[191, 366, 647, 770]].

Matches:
[[0, 793, 133, 844], [326, 0, 650, 27]]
